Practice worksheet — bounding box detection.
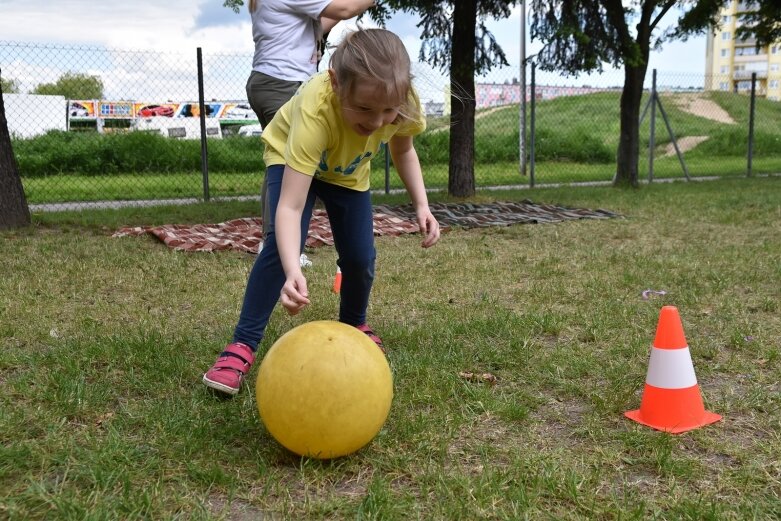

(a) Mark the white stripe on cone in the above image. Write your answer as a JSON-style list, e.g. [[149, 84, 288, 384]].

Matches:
[[645, 346, 698, 389]]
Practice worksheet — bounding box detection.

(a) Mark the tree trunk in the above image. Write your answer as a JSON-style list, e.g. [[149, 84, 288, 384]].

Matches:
[[0, 82, 31, 229], [614, 63, 647, 188], [447, 0, 477, 198]]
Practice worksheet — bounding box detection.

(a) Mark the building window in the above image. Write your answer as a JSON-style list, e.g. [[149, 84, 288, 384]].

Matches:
[[719, 82, 730, 91], [772, 46, 778, 55], [722, 15, 730, 23], [770, 80, 780, 89], [720, 66, 729, 74], [771, 64, 780, 72], [722, 31, 731, 41]]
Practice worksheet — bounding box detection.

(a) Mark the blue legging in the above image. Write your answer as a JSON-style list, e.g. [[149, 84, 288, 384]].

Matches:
[[232, 164, 376, 351]]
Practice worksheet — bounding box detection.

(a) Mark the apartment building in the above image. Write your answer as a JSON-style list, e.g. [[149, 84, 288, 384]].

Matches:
[[705, 1, 781, 100]]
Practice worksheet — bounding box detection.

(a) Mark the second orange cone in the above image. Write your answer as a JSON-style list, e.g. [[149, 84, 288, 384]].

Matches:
[[332, 267, 342, 294], [625, 305, 721, 434]]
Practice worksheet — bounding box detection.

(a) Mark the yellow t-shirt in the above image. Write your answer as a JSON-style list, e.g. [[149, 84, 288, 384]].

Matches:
[[262, 71, 426, 191]]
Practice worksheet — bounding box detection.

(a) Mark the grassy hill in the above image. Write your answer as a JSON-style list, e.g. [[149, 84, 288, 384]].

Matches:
[[469, 90, 781, 160]]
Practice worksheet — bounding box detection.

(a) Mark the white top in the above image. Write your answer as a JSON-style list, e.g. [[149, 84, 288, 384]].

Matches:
[[250, 0, 331, 81]]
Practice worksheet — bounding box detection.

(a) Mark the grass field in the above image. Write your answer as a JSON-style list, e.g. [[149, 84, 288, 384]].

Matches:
[[16, 90, 781, 205], [22, 155, 780, 206], [2, 177, 780, 519]]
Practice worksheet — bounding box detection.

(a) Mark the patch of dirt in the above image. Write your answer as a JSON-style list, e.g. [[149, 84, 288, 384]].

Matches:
[[207, 494, 278, 520], [669, 94, 736, 124], [660, 135, 710, 157], [447, 412, 513, 474]]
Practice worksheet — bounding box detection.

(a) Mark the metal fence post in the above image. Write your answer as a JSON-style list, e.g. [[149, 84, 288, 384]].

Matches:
[[529, 61, 536, 188], [748, 72, 756, 178], [197, 47, 210, 202], [648, 69, 657, 183], [384, 142, 390, 194], [519, 0, 527, 177]]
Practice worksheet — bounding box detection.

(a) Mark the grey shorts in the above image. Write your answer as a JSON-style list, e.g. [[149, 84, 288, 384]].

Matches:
[[245, 71, 302, 128]]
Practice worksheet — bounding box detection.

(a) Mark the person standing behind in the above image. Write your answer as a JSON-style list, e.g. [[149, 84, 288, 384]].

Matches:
[[203, 29, 441, 396], [246, 0, 376, 229]]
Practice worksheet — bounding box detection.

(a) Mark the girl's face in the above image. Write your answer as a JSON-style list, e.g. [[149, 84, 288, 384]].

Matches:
[[330, 72, 401, 137]]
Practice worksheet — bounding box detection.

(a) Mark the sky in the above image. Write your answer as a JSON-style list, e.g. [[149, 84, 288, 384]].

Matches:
[[0, 0, 709, 100]]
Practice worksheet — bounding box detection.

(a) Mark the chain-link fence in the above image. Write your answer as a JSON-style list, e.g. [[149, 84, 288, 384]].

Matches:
[[2, 40, 780, 211]]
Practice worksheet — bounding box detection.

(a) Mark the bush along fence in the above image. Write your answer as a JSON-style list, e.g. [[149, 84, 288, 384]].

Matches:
[[2, 40, 780, 210]]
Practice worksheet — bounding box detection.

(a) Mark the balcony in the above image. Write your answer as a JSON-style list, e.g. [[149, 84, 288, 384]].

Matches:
[[734, 53, 768, 62], [734, 36, 758, 47], [734, 70, 768, 80], [736, 85, 767, 96]]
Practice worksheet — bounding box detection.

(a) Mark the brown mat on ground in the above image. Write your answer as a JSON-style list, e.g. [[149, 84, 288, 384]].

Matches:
[[112, 200, 620, 253]]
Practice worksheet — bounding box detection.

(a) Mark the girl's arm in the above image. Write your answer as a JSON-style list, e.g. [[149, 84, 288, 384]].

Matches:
[[276, 166, 314, 315], [388, 135, 440, 248]]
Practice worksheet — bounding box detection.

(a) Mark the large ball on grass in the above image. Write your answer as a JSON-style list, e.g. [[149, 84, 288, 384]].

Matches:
[[256, 320, 393, 459]]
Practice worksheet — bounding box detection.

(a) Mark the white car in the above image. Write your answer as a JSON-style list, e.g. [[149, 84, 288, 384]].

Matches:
[[224, 103, 255, 119], [238, 124, 263, 137]]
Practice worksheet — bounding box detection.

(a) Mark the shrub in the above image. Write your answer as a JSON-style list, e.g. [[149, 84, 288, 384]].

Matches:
[[14, 131, 267, 177]]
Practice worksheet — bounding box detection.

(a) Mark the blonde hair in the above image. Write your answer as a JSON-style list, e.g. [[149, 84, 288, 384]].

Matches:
[[329, 29, 420, 123]]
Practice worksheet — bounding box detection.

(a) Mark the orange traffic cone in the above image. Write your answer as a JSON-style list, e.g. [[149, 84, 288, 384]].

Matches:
[[625, 306, 721, 434], [332, 267, 342, 294]]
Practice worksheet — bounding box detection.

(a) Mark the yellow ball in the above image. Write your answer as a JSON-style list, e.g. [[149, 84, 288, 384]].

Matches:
[[256, 320, 393, 459]]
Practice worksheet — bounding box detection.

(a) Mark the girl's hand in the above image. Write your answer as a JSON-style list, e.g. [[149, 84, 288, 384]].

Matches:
[[280, 273, 310, 315], [417, 208, 440, 248]]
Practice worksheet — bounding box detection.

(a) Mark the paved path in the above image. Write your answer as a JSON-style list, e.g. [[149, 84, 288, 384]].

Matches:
[[30, 176, 749, 213]]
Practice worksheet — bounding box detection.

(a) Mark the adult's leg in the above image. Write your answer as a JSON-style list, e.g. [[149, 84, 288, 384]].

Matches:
[[233, 165, 316, 350], [315, 180, 376, 326], [245, 71, 301, 126], [245, 72, 301, 236]]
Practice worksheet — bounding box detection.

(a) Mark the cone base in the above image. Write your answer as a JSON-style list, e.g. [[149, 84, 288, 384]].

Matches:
[[624, 409, 721, 434]]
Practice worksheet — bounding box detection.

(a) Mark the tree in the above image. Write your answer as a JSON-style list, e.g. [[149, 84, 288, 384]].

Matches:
[[32, 72, 104, 100], [0, 70, 31, 230], [739, 1, 781, 46], [223, 0, 518, 198], [373, 1, 517, 197], [529, 0, 726, 188], [1, 76, 19, 94], [676, 0, 781, 47]]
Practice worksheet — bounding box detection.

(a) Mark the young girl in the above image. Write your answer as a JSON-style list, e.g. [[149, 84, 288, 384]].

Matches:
[[203, 28, 440, 396]]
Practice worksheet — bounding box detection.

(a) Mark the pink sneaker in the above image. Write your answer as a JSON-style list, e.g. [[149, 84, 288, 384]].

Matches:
[[203, 342, 255, 396], [356, 324, 386, 354]]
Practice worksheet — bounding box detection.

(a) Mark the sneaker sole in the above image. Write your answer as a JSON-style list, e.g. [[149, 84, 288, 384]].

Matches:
[[202, 375, 240, 395]]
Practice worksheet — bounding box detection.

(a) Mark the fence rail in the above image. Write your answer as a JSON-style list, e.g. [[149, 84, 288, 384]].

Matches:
[[2, 41, 780, 211]]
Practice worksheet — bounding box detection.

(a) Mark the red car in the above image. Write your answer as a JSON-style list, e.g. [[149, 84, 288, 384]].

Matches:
[[138, 104, 174, 117]]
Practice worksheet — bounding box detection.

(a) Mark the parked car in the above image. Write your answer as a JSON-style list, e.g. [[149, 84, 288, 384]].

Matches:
[[138, 104, 174, 117], [223, 103, 255, 119], [238, 124, 263, 137]]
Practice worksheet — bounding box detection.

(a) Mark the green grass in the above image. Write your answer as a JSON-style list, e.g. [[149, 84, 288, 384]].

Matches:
[[3, 177, 781, 518], [23, 154, 781, 206], [17, 90, 781, 205]]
